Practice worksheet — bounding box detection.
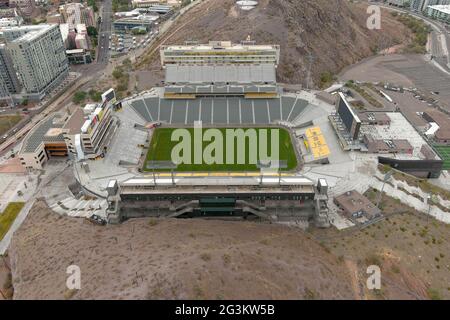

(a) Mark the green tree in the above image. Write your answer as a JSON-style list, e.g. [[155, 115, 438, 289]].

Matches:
[[112, 68, 124, 79], [87, 26, 98, 37], [88, 89, 102, 102], [87, 0, 98, 12], [73, 91, 87, 104]]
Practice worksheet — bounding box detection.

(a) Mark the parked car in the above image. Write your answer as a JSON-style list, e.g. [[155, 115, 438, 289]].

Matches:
[[87, 214, 106, 226]]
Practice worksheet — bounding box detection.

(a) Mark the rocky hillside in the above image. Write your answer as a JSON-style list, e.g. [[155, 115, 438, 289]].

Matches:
[[7, 201, 355, 299], [138, 0, 412, 87]]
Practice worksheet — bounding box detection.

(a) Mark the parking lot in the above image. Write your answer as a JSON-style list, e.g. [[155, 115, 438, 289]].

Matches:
[[339, 54, 450, 113], [108, 29, 159, 56]]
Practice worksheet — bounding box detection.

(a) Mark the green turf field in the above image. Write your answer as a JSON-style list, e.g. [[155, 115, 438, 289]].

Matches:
[[434, 145, 450, 170], [144, 127, 298, 172]]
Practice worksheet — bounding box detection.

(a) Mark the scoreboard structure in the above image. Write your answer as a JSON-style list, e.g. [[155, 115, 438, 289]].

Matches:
[[336, 92, 361, 141]]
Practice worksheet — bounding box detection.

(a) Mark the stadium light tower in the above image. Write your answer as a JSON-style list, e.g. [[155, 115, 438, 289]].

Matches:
[[376, 170, 393, 209], [146, 161, 177, 185]]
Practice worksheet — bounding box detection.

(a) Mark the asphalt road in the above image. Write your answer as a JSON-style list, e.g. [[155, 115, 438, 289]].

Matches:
[[97, 0, 112, 65], [0, 0, 204, 156], [379, 4, 450, 71]]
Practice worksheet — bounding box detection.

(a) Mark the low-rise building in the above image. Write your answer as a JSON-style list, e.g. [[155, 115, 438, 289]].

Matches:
[[59, 2, 95, 28], [19, 89, 118, 169], [66, 48, 92, 64], [358, 112, 391, 126], [423, 109, 450, 145], [8, 0, 34, 17], [363, 134, 414, 154], [113, 14, 159, 32], [334, 190, 381, 220], [132, 0, 180, 8], [19, 114, 67, 169], [0, 15, 22, 27]]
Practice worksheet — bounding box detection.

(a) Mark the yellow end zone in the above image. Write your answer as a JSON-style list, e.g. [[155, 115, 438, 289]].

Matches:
[[304, 127, 330, 159]]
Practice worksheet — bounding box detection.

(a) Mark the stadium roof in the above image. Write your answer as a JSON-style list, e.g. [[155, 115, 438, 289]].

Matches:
[[165, 64, 276, 84], [164, 84, 278, 94]]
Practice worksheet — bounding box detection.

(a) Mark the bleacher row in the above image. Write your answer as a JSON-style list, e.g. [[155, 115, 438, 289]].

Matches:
[[129, 96, 310, 125]]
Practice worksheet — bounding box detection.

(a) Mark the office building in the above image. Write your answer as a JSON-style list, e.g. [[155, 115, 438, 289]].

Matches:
[[427, 4, 450, 22], [19, 89, 119, 169], [0, 43, 20, 101], [1, 24, 69, 101]]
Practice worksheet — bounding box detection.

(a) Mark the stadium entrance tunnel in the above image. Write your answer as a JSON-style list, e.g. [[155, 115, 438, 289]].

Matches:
[[175, 197, 264, 219]]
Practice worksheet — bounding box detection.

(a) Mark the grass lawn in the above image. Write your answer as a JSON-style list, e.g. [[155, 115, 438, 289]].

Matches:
[[0, 114, 22, 137], [434, 145, 450, 170], [144, 127, 298, 172], [0, 202, 25, 241]]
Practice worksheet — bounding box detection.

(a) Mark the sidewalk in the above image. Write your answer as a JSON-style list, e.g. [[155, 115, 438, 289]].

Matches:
[[0, 198, 35, 255]]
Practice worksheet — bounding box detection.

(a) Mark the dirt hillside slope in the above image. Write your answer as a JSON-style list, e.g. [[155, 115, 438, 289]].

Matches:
[[138, 0, 412, 87], [8, 201, 355, 300]]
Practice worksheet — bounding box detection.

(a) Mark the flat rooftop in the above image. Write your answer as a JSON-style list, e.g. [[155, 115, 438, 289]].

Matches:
[[21, 114, 65, 153], [360, 112, 435, 159], [334, 190, 381, 218], [429, 5, 450, 15], [120, 175, 315, 194], [161, 42, 279, 52], [5, 24, 56, 43], [165, 64, 276, 84], [63, 107, 85, 135], [357, 112, 390, 123]]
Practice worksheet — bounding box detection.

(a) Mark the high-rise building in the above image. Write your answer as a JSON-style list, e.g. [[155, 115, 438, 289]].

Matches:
[[410, 0, 450, 12], [1, 24, 69, 100], [0, 43, 21, 100]]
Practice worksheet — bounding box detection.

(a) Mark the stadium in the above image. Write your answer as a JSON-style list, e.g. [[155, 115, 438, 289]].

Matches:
[[64, 41, 334, 227], [30, 40, 446, 229]]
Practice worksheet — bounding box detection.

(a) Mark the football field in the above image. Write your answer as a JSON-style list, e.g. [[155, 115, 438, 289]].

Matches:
[[144, 127, 298, 172], [434, 145, 450, 170]]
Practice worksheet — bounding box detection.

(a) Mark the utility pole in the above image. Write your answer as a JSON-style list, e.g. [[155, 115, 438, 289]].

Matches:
[[376, 170, 393, 209], [305, 53, 315, 90]]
